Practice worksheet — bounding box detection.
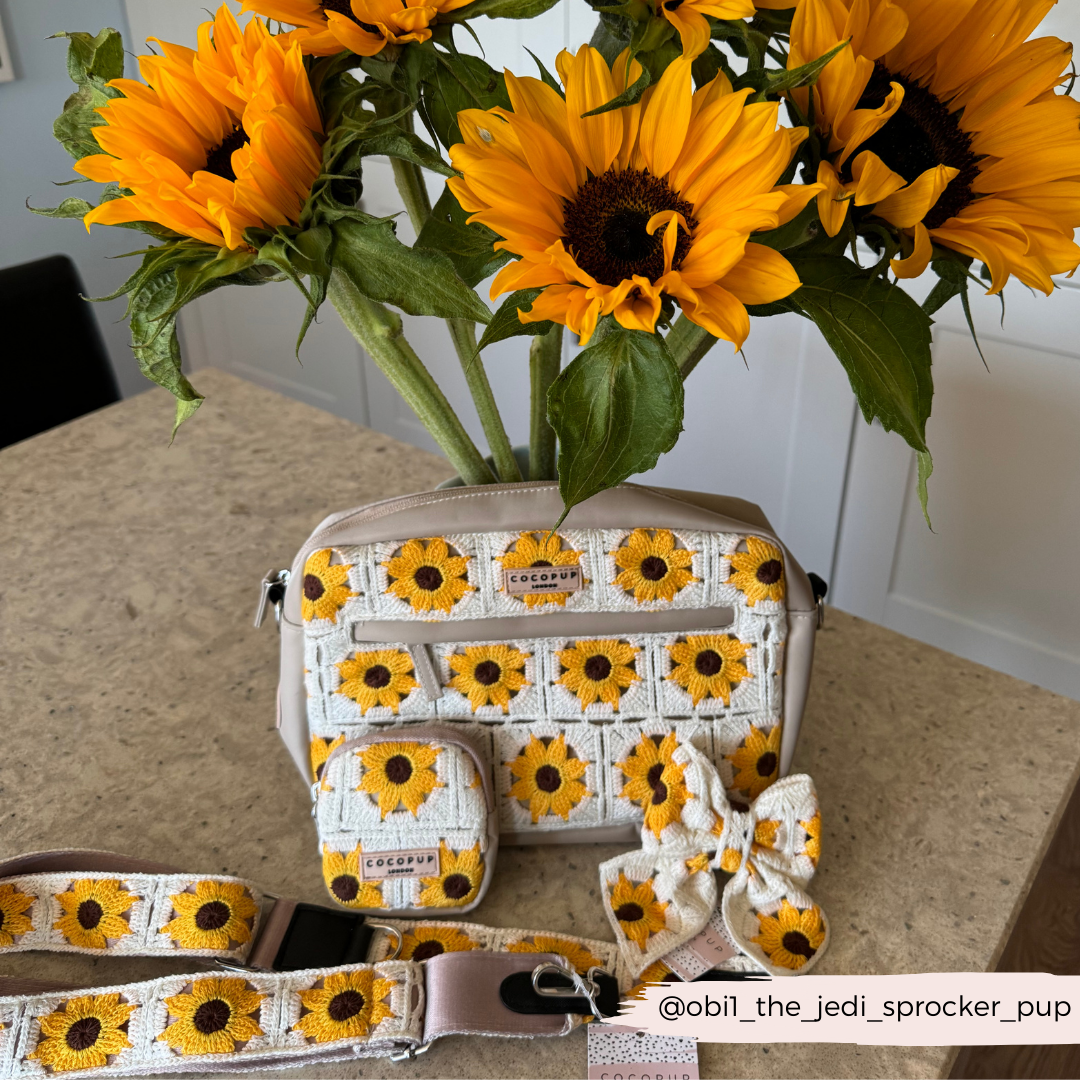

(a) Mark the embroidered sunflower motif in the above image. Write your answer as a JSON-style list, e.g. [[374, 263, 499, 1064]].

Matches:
[[159, 976, 264, 1055], [322, 846, 385, 909], [399, 925, 480, 962], [29, 993, 136, 1072], [617, 733, 690, 839], [609, 873, 668, 951], [418, 842, 483, 908], [507, 734, 589, 822], [800, 811, 821, 867], [627, 959, 674, 1000], [667, 635, 752, 707], [383, 538, 472, 614], [358, 741, 441, 818], [556, 639, 639, 710], [727, 538, 785, 606], [612, 529, 696, 604], [727, 723, 781, 800], [498, 530, 584, 608], [507, 935, 603, 975], [310, 734, 346, 783], [159, 881, 260, 952], [448, 644, 530, 712], [301, 549, 355, 622], [752, 899, 825, 971], [336, 649, 418, 715], [0, 883, 34, 947], [293, 969, 395, 1043], [54, 880, 137, 950]]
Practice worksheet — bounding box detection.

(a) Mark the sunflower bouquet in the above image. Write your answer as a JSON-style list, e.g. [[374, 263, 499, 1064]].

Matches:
[[36, 0, 1080, 520]]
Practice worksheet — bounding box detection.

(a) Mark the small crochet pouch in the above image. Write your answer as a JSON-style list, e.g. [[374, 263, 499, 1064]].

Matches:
[[312, 726, 497, 917]]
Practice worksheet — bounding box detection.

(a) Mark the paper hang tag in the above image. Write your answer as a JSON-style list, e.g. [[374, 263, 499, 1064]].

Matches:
[[661, 909, 739, 982], [359, 847, 439, 881], [587, 1026, 699, 1080], [503, 565, 583, 596]]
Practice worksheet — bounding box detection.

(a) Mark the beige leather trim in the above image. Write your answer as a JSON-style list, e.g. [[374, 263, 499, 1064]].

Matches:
[[501, 823, 641, 846], [781, 610, 817, 776], [0, 849, 182, 878]]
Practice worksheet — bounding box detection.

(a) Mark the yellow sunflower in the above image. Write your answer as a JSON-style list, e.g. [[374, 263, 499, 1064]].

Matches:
[[383, 538, 472, 614], [613, 529, 697, 604], [556, 639, 639, 710], [448, 45, 819, 348], [659, 0, 756, 58], [29, 994, 136, 1073], [755, 818, 781, 853], [507, 935, 603, 975], [790, 0, 1080, 289], [448, 644, 530, 712], [242, 0, 472, 57], [727, 538, 785, 605], [54, 880, 137, 950], [506, 734, 589, 822], [301, 549, 355, 623], [159, 976, 264, 1055], [418, 841, 483, 908], [293, 969, 395, 1042], [800, 810, 822, 867], [0, 883, 34, 947], [627, 959, 674, 1000], [609, 874, 668, 951], [310, 733, 346, 782], [667, 634, 752, 706], [399, 925, 480, 961], [617, 732, 690, 838], [75, 7, 323, 250], [727, 723, 781, 799], [336, 649, 419, 715], [322, 845, 385, 908], [498, 530, 584, 608], [159, 880, 260, 952], [358, 740, 441, 817], [751, 899, 826, 970]]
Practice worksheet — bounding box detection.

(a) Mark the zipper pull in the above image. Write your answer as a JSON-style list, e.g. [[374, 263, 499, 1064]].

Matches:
[[254, 568, 292, 629]]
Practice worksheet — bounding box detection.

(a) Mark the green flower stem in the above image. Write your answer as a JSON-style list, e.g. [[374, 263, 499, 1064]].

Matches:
[[529, 323, 562, 481], [667, 315, 718, 380], [328, 267, 494, 485]]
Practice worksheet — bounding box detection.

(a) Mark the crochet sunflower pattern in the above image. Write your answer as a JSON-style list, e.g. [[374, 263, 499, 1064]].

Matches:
[[293, 969, 395, 1042], [752, 899, 826, 971], [358, 741, 441, 818], [727, 538, 786, 605], [301, 549, 355, 623], [627, 959, 674, 1000], [336, 649, 419, 715], [506, 734, 589, 822], [612, 529, 697, 604], [556, 639, 639, 710], [0, 883, 34, 947], [448, 644, 529, 712], [618, 733, 690, 839], [29, 994, 135, 1072], [498, 530, 584, 608], [609, 874, 668, 951], [322, 846, 384, 909], [310, 733, 345, 783], [418, 842, 483, 908], [667, 634, 752, 706], [507, 935, 602, 975], [800, 811, 822, 867], [53, 880, 137, 950], [159, 977, 264, 1055], [399, 925, 480, 962], [159, 881, 260, 952], [727, 723, 781, 800], [383, 538, 472, 615]]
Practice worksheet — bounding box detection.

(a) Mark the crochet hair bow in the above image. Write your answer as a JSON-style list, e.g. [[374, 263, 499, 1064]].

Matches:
[[599, 740, 828, 978]]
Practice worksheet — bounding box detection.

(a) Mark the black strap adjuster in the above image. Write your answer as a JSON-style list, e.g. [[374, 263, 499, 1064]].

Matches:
[[272, 903, 401, 972], [499, 964, 620, 1019]]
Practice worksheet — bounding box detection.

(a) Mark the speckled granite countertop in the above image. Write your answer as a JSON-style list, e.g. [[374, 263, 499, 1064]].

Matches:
[[3, 369, 1079, 1079]]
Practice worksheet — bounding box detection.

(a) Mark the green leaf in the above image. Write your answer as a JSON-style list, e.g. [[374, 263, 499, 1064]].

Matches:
[[589, 12, 633, 66], [548, 327, 684, 522], [29, 185, 181, 239], [924, 254, 988, 367], [742, 39, 849, 100], [348, 130, 454, 176], [525, 48, 564, 97], [476, 288, 553, 351], [50, 29, 125, 160], [55, 28, 125, 85], [422, 54, 510, 150], [444, 0, 561, 20], [753, 200, 821, 253], [692, 44, 736, 89], [333, 216, 492, 323], [916, 450, 934, 529], [582, 64, 650, 117], [415, 185, 512, 288]]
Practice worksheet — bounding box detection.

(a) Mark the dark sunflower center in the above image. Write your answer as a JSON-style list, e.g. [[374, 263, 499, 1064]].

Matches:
[[563, 169, 697, 286], [615, 902, 644, 923], [320, 0, 381, 32], [327, 989, 365, 1022], [411, 939, 446, 961], [756, 751, 778, 778], [756, 559, 783, 585], [414, 565, 444, 591], [646, 762, 665, 790], [583, 654, 612, 681], [640, 555, 669, 581], [651, 780, 669, 805], [203, 125, 249, 184], [384, 754, 413, 784], [535, 764, 562, 792], [781, 930, 815, 958], [532, 559, 553, 567], [364, 664, 391, 689], [694, 649, 723, 676], [474, 660, 502, 686], [303, 573, 326, 602], [442, 874, 472, 900], [331, 875, 359, 902], [193, 998, 232, 1035], [195, 900, 231, 932], [77, 899, 103, 930], [65, 1016, 102, 1052], [852, 64, 980, 230]]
